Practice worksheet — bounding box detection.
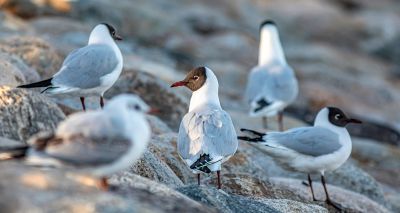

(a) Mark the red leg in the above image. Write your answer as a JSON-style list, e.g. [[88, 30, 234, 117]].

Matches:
[[217, 171, 221, 189], [278, 111, 284, 131], [197, 174, 200, 186], [80, 97, 86, 111], [98, 177, 109, 191], [100, 96, 104, 109], [308, 174, 318, 201]]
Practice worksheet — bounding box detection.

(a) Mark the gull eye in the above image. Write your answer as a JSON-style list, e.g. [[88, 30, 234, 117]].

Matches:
[[334, 114, 341, 120], [193, 75, 199, 80], [134, 104, 141, 110]]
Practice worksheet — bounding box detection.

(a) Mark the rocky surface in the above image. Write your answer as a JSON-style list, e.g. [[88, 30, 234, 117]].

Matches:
[[0, 0, 399, 212], [0, 86, 65, 142]]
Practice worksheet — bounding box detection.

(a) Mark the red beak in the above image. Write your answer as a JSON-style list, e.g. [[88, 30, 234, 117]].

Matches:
[[148, 108, 160, 115], [170, 81, 187, 88]]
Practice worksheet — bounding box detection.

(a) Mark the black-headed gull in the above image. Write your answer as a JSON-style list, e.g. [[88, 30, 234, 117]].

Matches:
[[17, 23, 123, 110], [171, 66, 238, 189], [238, 107, 361, 210], [6, 94, 152, 190], [245, 20, 298, 131]]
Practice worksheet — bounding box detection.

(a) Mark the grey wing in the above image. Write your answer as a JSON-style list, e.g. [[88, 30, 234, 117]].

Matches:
[[177, 110, 238, 161], [44, 134, 131, 166], [177, 112, 196, 160], [264, 65, 298, 103], [52, 44, 119, 89], [203, 110, 238, 158], [244, 67, 269, 103], [269, 127, 342, 157]]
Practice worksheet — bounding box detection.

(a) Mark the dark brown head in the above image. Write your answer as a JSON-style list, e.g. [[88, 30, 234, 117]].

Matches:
[[101, 23, 123, 41], [170, 67, 207, 91], [327, 107, 362, 127]]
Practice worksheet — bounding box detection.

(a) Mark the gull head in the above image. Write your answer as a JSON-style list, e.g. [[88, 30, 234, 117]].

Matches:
[[170, 66, 219, 92], [89, 23, 123, 44], [315, 107, 362, 128], [105, 94, 150, 115]]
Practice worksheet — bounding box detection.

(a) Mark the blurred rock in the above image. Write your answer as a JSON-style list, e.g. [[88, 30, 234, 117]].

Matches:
[[0, 0, 71, 19], [0, 161, 214, 213], [106, 69, 188, 129], [0, 36, 63, 78], [0, 86, 65, 142], [177, 185, 327, 213], [270, 177, 390, 213], [0, 51, 40, 86]]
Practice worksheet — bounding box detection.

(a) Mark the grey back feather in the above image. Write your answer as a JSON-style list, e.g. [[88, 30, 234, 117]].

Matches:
[[178, 107, 238, 162], [52, 44, 119, 89], [245, 64, 298, 104], [266, 126, 342, 157]]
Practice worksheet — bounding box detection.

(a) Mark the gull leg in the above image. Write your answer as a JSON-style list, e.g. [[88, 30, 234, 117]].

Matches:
[[277, 111, 284, 131], [321, 175, 344, 211], [217, 171, 221, 189], [100, 96, 104, 109], [308, 174, 318, 201], [197, 174, 201, 186], [262, 116, 268, 129], [98, 177, 109, 191], [80, 97, 86, 111]]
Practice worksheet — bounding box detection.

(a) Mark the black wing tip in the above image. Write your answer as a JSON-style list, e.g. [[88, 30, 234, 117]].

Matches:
[[0, 146, 29, 160], [190, 154, 212, 173], [17, 78, 53, 89]]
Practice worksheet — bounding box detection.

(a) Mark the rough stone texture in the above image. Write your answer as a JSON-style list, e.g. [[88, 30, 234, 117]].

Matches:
[[0, 86, 65, 142], [0, 51, 40, 83], [270, 177, 390, 213], [0, 161, 214, 213], [0, 56, 26, 86], [126, 146, 184, 187], [0, 36, 63, 78], [106, 69, 188, 129], [177, 185, 327, 213]]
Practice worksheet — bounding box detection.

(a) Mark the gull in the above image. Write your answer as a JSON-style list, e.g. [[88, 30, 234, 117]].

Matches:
[[171, 67, 238, 189], [238, 106, 361, 210], [3, 94, 152, 190], [244, 20, 298, 131], [17, 23, 123, 110]]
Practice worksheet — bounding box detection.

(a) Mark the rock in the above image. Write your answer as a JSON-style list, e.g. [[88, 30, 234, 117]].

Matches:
[[351, 138, 400, 193], [0, 86, 65, 142], [177, 185, 327, 213], [0, 36, 63, 78], [127, 144, 184, 187], [270, 177, 390, 213], [0, 0, 71, 19], [106, 69, 188, 129], [0, 51, 40, 86], [0, 56, 26, 86], [0, 161, 214, 213]]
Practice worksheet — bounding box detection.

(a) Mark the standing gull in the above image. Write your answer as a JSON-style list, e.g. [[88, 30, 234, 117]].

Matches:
[[3, 94, 151, 190], [244, 20, 298, 131], [17, 23, 123, 110], [238, 107, 361, 210], [171, 67, 238, 189]]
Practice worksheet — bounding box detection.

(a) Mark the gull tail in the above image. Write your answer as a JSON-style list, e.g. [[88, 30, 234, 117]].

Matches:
[[190, 154, 212, 173], [0, 146, 29, 160], [237, 128, 266, 143], [17, 78, 53, 89]]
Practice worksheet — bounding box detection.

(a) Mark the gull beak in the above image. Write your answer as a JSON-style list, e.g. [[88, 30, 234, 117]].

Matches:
[[114, 34, 123, 41], [170, 81, 187, 88], [147, 108, 160, 115], [347, 118, 362, 124]]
